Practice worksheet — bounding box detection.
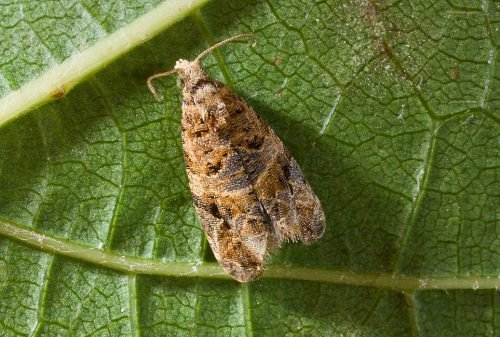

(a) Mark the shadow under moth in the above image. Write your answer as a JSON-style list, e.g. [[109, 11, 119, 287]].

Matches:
[[147, 34, 325, 282]]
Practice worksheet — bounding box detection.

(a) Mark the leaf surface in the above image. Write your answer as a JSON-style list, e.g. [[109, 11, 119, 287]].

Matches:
[[0, 1, 499, 336]]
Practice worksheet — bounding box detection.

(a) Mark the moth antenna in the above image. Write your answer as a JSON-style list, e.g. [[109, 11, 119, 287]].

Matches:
[[194, 34, 256, 63], [147, 68, 179, 101], [147, 34, 255, 101]]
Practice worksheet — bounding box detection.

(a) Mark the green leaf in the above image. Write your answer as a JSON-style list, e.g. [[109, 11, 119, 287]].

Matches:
[[0, 0, 499, 336]]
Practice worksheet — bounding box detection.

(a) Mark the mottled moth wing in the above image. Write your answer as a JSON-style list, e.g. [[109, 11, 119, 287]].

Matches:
[[181, 77, 325, 282]]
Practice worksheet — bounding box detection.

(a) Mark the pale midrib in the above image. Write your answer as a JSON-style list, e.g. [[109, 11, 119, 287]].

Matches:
[[1, 218, 498, 291], [0, 0, 210, 127]]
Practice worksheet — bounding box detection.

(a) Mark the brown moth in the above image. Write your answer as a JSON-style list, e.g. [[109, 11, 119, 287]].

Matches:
[[147, 34, 325, 282]]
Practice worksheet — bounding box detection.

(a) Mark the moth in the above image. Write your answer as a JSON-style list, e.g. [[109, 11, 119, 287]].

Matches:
[[147, 34, 325, 282]]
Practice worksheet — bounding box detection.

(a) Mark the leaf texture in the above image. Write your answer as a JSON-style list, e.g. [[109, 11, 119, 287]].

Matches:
[[0, 0, 499, 336]]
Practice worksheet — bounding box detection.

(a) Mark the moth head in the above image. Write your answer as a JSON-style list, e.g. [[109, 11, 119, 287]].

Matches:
[[147, 34, 256, 102], [173, 59, 206, 89]]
